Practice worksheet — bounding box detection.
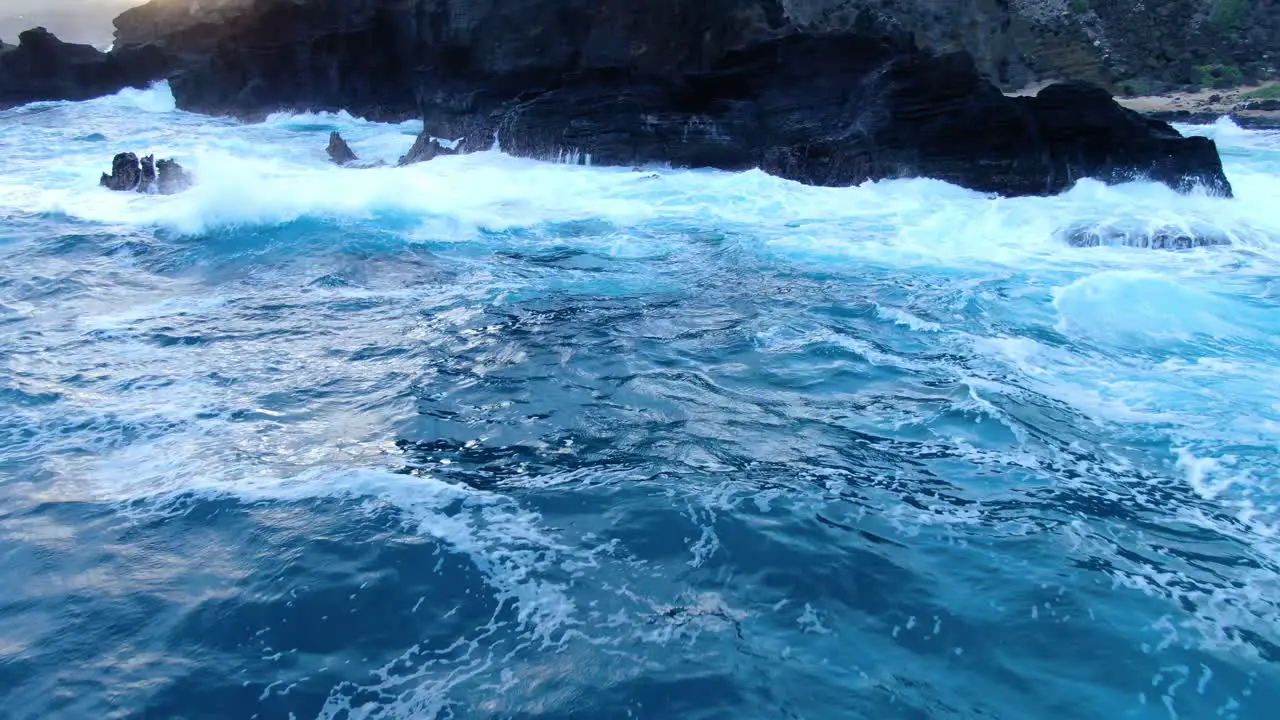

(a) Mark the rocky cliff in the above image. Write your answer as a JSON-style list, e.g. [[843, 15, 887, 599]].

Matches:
[[107, 0, 1280, 95], [0, 26, 168, 107], [0, 0, 1236, 198]]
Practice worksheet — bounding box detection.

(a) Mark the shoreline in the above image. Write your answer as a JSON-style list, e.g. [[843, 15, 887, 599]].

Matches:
[[1116, 83, 1280, 129]]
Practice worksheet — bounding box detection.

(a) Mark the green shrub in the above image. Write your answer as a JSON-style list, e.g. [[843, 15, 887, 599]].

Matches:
[[1209, 0, 1250, 32], [1243, 84, 1280, 100], [1192, 63, 1245, 89], [1070, 0, 1090, 13]]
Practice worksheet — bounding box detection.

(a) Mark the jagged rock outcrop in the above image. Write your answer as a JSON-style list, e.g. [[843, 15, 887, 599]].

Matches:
[[326, 131, 359, 165], [100, 152, 192, 194], [0, 27, 169, 109], [398, 132, 459, 166], [100, 152, 144, 192], [325, 131, 391, 168]]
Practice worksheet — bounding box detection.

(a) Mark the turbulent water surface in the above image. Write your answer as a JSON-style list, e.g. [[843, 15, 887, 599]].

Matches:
[[2, 85, 1280, 719]]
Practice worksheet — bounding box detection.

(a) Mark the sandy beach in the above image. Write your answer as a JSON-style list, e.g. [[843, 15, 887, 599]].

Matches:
[[1117, 83, 1280, 127]]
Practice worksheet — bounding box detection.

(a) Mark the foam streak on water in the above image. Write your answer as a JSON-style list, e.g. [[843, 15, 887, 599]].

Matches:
[[2, 83, 1280, 719]]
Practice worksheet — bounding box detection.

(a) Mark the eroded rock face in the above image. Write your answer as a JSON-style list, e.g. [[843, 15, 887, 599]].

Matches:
[[8, 1, 1278, 115], [99, 152, 191, 194]]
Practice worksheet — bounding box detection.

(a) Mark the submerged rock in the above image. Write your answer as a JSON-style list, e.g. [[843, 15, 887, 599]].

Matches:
[[1061, 224, 1231, 250], [100, 152, 191, 194], [397, 132, 459, 167]]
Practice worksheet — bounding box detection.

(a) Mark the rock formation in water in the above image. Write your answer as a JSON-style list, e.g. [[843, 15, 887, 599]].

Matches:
[[325, 131, 391, 168], [398, 132, 460, 167], [1061, 223, 1231, 249], [100, 152, 191, 194], [0, 27, 169, 108], [327, 131, 359, 166], [156, 158, 193, 194], [100, 152, 143, 192], [8, 2, 1240, 197]]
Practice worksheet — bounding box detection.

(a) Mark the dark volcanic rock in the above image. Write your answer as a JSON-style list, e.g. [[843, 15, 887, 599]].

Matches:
[[109, 0, 1280, 99], [327, 131, 359, 165], [398, 132, 459, 166], [1015, 83, 1230, 196], [7, 2, 1237, 197], [437, 35, 1231, 197], [1243, 99, 1280, 112], [140, 154, 158, 189], [0, 27, 169, 109], [156, 158, 193, 194], [325, 131, 389, 168], [96, 0, 1230, 197], [1062, 223, 1231, 250], [100, 152, 143, 192], [100, 152, 191, 194]]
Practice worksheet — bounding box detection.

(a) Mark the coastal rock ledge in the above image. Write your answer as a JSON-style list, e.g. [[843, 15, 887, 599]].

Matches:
[[4, 0, 1234, 198]]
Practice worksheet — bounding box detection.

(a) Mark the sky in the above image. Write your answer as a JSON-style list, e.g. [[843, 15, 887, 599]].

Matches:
[[1, 0, 145, 48]]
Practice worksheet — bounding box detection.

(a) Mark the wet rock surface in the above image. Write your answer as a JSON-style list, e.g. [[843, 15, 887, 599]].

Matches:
[[4, 3, 1242, 197], [99, 152, 191, 194], [1061, 223, 1232, 249], [397, 132, 459, 167], [326, 131, 359, 166]]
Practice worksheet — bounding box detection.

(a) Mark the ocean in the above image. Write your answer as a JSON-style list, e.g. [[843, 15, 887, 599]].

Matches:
[[1, 83, 1279, 719]]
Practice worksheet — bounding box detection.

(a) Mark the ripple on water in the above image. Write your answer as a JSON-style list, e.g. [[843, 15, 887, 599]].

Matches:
[[0, 86, 1278, 719]]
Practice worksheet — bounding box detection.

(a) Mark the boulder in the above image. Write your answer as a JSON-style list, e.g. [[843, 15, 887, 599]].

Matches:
[[100, 152, 191, 194]]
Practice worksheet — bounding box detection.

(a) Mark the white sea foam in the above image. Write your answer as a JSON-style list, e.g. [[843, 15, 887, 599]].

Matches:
[[2, 83, 1278, 272], [4, 81, 1280, 709]]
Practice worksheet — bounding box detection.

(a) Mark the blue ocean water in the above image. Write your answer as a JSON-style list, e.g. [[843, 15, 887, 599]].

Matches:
[[2, 83, 1280, 719]]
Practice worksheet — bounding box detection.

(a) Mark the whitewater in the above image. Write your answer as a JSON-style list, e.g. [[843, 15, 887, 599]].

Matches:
[[1, 83, 1279, 719]]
